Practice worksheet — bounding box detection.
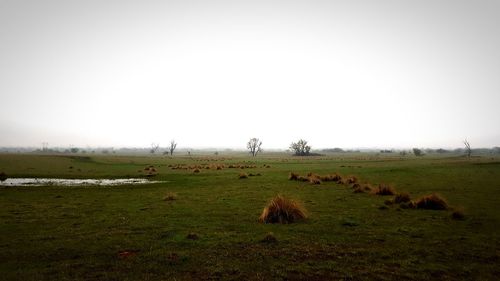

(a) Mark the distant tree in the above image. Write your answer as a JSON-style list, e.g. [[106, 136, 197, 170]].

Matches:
[[169, 140, 177, 156], [290, 139, 311, 156], [399, 150, 407, 156], [436, 148, 448, 153], [413, 148, 424, 157], [150, 143, 160, 154], [163, 151, 169, 156], [493, 147, 500, 154], [247, 138, 263, 157], [464, 139, 471, 158], [70, 147, 79, 153], [214, 151, 219, 156]]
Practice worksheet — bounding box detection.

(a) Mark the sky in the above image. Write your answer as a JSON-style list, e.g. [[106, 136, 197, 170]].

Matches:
[[1, 0, 499, 149]]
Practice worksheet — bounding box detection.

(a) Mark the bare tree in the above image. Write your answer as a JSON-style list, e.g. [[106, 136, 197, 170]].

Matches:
[[150, 143, 160, 154], [290, 139, 311, 156], [247, 138, 263, 157], [464, 139, 471, 158], [169, 140, 177, 156]]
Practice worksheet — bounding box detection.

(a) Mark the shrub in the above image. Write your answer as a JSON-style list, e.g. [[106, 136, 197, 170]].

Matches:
[[414, 193, 448, 210], [193, 168, 200, 173], [373, 184, 396, 195], [163, 192, 177, 201], [259, 195, 307, 224], [288, 172, 299, 181], [239, 173, 248, 179], [394, 192, 411, 203]]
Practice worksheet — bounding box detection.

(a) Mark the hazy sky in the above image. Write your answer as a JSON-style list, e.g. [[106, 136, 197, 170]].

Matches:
[[1, 0, 499, 149]]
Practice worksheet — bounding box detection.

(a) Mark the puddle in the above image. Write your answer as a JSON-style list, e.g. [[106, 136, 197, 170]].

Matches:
[[0, 178, 162, 187]]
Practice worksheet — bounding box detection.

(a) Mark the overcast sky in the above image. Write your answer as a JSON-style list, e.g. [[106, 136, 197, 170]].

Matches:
[[1, 0, 499, 149]]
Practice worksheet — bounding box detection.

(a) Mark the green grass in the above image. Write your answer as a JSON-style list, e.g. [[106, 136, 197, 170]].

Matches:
[[1, 153, 499, 280]]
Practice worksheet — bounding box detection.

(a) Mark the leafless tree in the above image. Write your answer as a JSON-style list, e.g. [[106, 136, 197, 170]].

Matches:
[[464, 139, 471, 158], [290, 139, 311, 156], [169, 140, 177, 156], [150, 143, 160, 154], [247, 138, 263, 157]]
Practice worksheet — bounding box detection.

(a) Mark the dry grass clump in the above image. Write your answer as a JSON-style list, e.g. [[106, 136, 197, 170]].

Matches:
[[320, 174, 341, 182], [239, 172, 248, 179], [297, 176, 309, 182], [289, 172, 299, 181], [309, 177, 322, 185], [451, 207, 465, 220], [163, 192, 177, 201], [259, 195, 308, 224], [373, 184, 396, 196], [0, 172, 7, 182], [186, 233, 199, 240], [394, 192, 411, 203], [353, 185, 365, 193], [414, 193, 448, 210], [346, 176, 358, 184], [193, 168, 200, 173], [260, 232, 278, 243]]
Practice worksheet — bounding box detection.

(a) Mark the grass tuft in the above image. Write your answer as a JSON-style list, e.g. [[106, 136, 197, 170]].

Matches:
[[414, 193, 448, 210], [373, 184, 396, 196], [259, 195, 308, 224], [260, 232, 278, 243], [394, 192, 411, 203], [163, 192, 177, 201], [288, 172, 299, 181], [451, 207, 466, 220]]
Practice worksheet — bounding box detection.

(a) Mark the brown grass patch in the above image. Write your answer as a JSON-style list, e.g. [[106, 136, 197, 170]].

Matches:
[[373, 184, 396, 195], [239, 172, 248, 179], [309, 177, 322, 185], [260, 232, 278, 243], [346, 176, 358, 184], [289, 172, 299, 181], [193, 168, 200, 173], [259, 195, 308, 224], [186, 233, 199, 240], [297, 176, 309, 182], [451, 207, 465, 220], [414, 193, 448, 210], [394, 192, 411, 203], [353, 185, 365, 193], [320, 174, 341, 182], [163, 192, 177, 201]]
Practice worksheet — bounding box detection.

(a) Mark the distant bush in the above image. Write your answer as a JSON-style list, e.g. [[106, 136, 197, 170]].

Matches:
[[259, 195, 307, 224], [412, 148, 424, 156], [290, 139, 311, 156], [238, 172, 248, 179]]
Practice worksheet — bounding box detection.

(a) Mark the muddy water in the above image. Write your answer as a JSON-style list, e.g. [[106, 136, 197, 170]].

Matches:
[[0, 178, 162, 187]]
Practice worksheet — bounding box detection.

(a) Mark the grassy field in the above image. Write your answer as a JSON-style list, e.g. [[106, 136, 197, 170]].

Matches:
[[1, 153, 499, 280]]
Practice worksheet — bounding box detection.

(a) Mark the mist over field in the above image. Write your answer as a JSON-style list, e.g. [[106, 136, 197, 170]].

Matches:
[[1, 0, 499, 149]]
